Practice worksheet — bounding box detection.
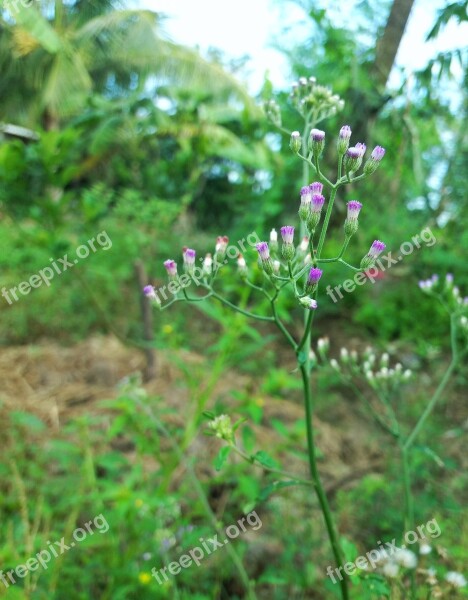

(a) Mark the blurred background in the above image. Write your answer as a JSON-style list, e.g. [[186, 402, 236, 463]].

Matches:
[[0, 0, 467, 598]]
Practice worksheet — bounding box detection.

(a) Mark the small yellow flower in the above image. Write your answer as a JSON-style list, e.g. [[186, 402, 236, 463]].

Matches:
[[255, 397, 265, 407], [139, 572, 152, 585], [135, 499, 144, 508], [162, 324, 173, 335]]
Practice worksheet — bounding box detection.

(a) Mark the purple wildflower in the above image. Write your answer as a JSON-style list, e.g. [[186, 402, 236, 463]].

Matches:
[[309, 181, 323, 195], [311, 194, 325, 213], [308, 267, 323, 284], [310, 128, 325, 141], [346, 147, 360, 159], [183, 248, 196, 265], [355, 142, 367, 157], [280, 225, 295, 244], [164, 259, 177, 278], [339, 125, 352, 140], [371, 146, 385, 161], [143, 285, 156, 298], [256, 242, 270, 261], [347, 201, 363, 220], [368, 240, 386, 258]]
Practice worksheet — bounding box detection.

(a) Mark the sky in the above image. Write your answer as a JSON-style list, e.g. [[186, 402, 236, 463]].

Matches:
[[135, 0, 467, 93]]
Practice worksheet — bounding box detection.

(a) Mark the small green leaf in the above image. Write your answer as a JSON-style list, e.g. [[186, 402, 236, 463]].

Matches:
[[253, 450, 279, 469], [258, 480, 299, 501], [214, 446, 231, 471]]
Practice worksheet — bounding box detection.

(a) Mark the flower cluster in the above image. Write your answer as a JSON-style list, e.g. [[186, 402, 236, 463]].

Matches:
[[317, 340, 413, 393], [207, 414, 234, 443], [289, 77, 344, 120]]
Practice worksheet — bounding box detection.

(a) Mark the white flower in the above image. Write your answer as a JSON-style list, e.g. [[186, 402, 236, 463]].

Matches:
[[330, 359, 340, 371], [445, 571, 467, 588], [382, 561, 400, 578], [394, 548, 418, 569], [419, 543, 432, 555], [270, 228, 278, 242]]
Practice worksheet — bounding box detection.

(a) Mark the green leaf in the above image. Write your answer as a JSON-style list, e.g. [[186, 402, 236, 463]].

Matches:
[[213, 446, 231, 471], [9, 5, 62, 53], [253, 450, 280, 469], [10, 411, 46, 432], [258, 480, 300, 501]]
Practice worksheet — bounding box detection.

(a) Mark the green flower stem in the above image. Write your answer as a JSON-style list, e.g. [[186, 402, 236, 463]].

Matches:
[[300, 364, 350, 600], [230, 445, 312, 486], [297, 153, 334, 188], [208, 290, 275, 322], [316, 185, 339, 259], [403, 315, 461, 451], [271, 300, 298, 350], [337, 258, 360, 272], [344, 377, 399, 438], [137, 402, 258, 600]]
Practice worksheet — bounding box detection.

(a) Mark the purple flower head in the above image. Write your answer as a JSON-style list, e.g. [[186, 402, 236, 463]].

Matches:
[[339, 125, 352, 140], [300, 186, 312, 203], [309, 181, 323, 195], [183, 248, 196, 266], [371, 146, 385, 161], [368, 240, 386, 258], [280, 225, 295, 244], [355, 142, 367, 157], [164, 259, 177, 277], [143, 285, 156, 299], [310, 128, 325, 141], [347, 200, 363, 220], [311, 194, 325, 213], [446, 273, 454, 283], [431, 274, 439, 283], [291, 131, 301, 140], [256, 242, 270, 261], [346, 147, 360, 159], [308, 267, 323, 284]]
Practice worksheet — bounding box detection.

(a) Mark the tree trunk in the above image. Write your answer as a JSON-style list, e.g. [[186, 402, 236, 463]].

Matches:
[[371, 0, 416, 90]]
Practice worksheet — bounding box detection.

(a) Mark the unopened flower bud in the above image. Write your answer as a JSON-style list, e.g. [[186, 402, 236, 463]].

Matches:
[[340, 347, 349, 363], [308, 128, 325, 157], [330, 358, 340, 371], [298, 236, 309, 255], [183, 248, 196, 275], [203, 253, 213, 275], [256, 242, 273, 275], [305, 267, 322, 294], [215, 236, 229, 264], [290, 131, 302, 154], [307, 194, 325, 232], [273, 259, 281, 273], [299, 296, 318, 310], [344, 200, 363, 237], [237, 253, 248, 277], [337, 125, 352, 155], [363, 145, 385, 174], [299, 186, 312, 222], [360, 240, 386, 270], [280, 225, 295, 261], [143, 285, 161, 308], [270, 228, 278, 253], [164, 259, 178, 281]]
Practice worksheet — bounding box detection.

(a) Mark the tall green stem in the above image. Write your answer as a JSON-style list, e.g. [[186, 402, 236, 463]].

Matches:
[[300, 365, 350, 600]]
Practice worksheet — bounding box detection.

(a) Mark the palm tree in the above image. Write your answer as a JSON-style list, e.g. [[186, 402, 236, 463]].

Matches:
[[0, 0, 257, 128]]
